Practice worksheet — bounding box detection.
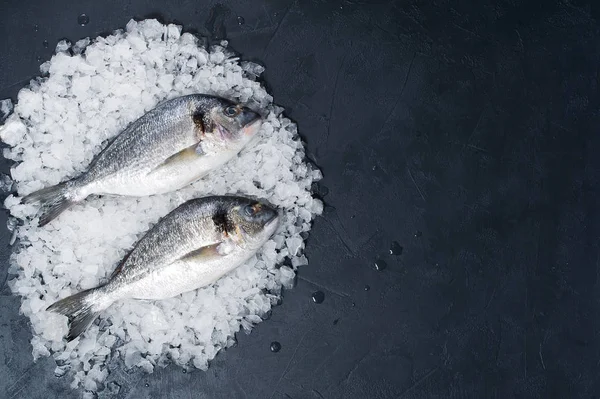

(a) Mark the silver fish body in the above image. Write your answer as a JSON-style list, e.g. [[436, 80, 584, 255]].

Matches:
[[24, 95, 263, 226], [47, 195, 280, 341]]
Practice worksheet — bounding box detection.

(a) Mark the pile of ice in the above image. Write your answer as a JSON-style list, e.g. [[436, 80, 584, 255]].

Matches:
[[0, 19, 322, 393]]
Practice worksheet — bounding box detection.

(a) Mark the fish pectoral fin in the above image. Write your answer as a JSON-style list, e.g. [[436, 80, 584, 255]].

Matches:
[[178, 241, 235, 263], [149, 142, 204, 174]]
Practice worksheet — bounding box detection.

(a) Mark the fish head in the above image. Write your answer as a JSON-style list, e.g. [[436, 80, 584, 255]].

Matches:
[[226, 197, 280, 250], [195, 96, 263, 147]]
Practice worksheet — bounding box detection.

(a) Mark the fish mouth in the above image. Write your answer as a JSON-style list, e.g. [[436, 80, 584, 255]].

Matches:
[[241, 118, 262, 138], [264, 211, 280, 231], [239, 108, 261, 127]]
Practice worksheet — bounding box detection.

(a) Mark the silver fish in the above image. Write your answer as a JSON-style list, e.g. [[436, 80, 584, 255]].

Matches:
[[47, 195, 280, 341], [23, 95, 263, 226]]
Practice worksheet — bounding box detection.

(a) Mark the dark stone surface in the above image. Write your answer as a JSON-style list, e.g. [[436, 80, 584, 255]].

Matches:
[[1, 0, 600, 398]]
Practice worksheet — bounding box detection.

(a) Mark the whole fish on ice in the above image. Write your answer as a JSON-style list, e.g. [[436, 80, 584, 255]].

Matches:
[[23, 94, 263, 226], [47, 195, 280, 341]]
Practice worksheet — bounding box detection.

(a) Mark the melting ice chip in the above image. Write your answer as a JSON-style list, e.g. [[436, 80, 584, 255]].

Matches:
[[0, 173, 14, 193], [241, 61, 265, 78], [0, 99, 13, 121]]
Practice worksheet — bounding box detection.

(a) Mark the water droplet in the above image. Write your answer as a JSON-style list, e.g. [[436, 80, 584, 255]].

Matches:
[[182, 369, 187, 373], [374, 259, 387, 271], [42, 40, 49, 48], [351, 302, 356, 307], [364, 285, 370, 291], [34, 24, 39, 32], [311, 291, 325, 304], [372, 165, 377, 171], [270, 341, 282, 352], [333, 318, 339, 325], [145, 383, 150, 387], [107, 381, 121, 394], [389, 241, 403, 255], [237, 16, 245, 25], [77, 13, 90, 26], [414, 230, 422, 237]]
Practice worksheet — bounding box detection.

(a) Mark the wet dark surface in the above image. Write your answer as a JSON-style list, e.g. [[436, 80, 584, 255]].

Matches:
[[1, 0, 600, 398]]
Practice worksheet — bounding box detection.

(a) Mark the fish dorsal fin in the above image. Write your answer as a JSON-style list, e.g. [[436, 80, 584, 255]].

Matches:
[[178, 241, 235, 263], [149, 142, 205, 175]]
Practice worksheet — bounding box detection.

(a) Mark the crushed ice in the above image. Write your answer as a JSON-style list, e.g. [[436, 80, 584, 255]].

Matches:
[[0, 19, 322, 392]]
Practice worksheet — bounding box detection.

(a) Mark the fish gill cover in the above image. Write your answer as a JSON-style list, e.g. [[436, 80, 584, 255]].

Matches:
[[0, 19, 323, 393]]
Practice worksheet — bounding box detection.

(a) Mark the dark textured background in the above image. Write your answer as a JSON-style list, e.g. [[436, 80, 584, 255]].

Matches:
[[1, 0, 600, 398]]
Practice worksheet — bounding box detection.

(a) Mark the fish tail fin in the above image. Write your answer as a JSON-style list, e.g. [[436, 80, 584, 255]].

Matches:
[[46, 287, 107, 341], [22, 181, 79, 226]]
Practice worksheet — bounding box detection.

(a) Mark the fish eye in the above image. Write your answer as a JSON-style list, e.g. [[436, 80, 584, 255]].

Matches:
[[243, 205, 255, 217], [243, 203, 263, 218], [223, 106, 239, 117]]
